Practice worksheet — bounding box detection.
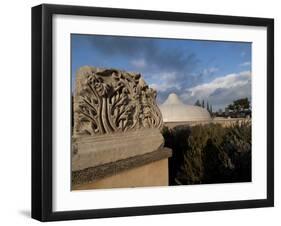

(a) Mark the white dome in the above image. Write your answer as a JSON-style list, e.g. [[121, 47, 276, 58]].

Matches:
[[159, 93, 211, 122]]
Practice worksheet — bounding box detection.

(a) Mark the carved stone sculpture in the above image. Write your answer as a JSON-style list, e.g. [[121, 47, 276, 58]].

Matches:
[[72, 66, 166, 172], [73, 66, 163, 137]]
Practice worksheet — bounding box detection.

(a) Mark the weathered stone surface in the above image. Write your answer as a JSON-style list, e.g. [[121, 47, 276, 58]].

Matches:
[[73, 66, 163, 137], [72, 128, 164, 171]]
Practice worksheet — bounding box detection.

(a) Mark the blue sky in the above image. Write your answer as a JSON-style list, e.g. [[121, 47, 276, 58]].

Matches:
[[71, 34, 251, 111]]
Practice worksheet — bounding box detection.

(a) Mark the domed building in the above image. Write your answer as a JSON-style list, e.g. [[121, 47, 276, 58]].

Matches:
[[159, 93, 211, 122]]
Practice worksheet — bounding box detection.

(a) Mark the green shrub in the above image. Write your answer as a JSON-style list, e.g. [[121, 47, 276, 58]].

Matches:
[[162, 122, 251, 185]]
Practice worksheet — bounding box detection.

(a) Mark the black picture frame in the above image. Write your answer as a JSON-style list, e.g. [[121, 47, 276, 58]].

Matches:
[[32, 3, 274, 222]]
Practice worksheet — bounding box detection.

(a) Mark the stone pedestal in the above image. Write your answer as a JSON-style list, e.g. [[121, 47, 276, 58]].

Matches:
[[72, 148, 172, 190]]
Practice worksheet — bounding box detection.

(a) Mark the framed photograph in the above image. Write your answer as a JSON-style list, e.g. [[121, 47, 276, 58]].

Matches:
[[32, 4, 274, 221]]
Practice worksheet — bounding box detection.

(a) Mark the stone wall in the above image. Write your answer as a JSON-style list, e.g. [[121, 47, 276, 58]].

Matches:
[[164, 118, 251, 128]]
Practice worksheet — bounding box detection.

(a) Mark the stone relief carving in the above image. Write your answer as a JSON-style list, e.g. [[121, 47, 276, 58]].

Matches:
[[73, 66, 163, 136]]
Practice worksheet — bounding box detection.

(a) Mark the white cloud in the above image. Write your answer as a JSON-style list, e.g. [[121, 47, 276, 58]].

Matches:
[[188, 71, 250, 97], [240, 61, 251, 67], [180, 71, 251, 110], [149, 69, 251, 110], [130, 58, 146, 68], [150, 71, 179, 92], [150, 82, 180, 93]]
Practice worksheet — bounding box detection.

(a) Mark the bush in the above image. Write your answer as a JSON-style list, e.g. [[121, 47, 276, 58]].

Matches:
[[162, 122, 251, 185]]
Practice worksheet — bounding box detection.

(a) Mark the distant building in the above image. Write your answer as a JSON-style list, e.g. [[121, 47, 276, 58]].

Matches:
[[159, 93, 211, 122], [225, 107, 229, 115]]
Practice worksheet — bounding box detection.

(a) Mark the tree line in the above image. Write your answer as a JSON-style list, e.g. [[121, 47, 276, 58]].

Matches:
[[194, 99, 213, 114]]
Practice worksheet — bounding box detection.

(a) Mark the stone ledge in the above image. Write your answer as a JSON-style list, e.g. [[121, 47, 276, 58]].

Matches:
[[72, 147, 172, 187], [72, 128, 164, 171]]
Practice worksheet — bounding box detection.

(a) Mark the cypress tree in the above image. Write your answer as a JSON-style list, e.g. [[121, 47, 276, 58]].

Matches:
[[194, 100, 201, 107]]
